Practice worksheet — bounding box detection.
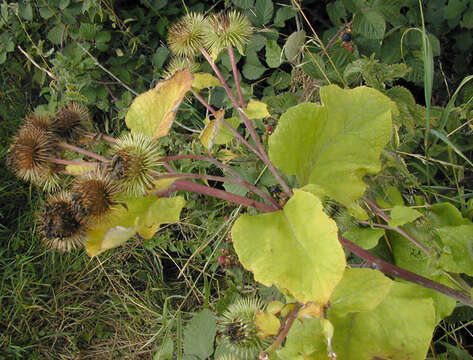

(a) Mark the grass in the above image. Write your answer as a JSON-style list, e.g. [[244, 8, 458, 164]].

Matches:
[[0, 69, 239, 359]]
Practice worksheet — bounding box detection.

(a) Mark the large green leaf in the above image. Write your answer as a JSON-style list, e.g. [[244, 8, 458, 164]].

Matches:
[[85, 195, 185, 256], [125, 69, 193, 140], [329, 268, 392, 317], [269, 85, 395, 206], [330, 282, 437, 360], [231, 190, 346, 304]]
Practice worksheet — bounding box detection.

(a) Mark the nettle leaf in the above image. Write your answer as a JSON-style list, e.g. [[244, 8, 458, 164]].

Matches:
[[232, 190, 346, 304], [353, 8, 386, 39], [388, 205, 423, 228], [183, 309, 216, 360], [385, 85, 426, 129], [329, 268, 392, 317], [192, 72, 220, 91], [330, 282, 437, 360], [85, 195, 185, 256], [269, 85, 395, 207], [125, 69, 193, 140], [266, 39, 283, 68]]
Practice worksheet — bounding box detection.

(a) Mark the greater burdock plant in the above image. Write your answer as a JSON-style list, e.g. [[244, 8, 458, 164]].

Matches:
[[8, 9, 473, 360]]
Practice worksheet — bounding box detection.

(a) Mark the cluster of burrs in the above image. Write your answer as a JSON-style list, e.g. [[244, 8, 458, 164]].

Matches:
[[7, 103, 161, 252], [164, 10, 253, 78]]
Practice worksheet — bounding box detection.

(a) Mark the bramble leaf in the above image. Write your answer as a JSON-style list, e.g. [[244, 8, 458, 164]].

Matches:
[[125, 69, 193, 140], [232, 190, 345, 304], [269, 85, 395, 207]]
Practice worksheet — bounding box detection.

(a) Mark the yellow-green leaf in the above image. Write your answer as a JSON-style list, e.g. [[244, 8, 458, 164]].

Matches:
[[255, 311, 281, 338], [329, 268, 392, 317], [244, 99, 270, 119], [85, 195, 185, 256], [125, 69, 193, 140], [192, 72, 220, 90], [199, 110, 225, 150], [231, 189, 346, 304], [389, 205, 423, 227], [270, 85, 395, 207]]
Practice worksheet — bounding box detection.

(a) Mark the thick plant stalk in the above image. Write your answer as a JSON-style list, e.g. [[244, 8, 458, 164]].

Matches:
[[200, 48, 293, 198], [339, 235, 473, 307], [158, 154, 281, 209], [84, 131, 118, 143], [227, 46, 246, 108], [171, 179, 276, 213], [154, 172, 281, 210]]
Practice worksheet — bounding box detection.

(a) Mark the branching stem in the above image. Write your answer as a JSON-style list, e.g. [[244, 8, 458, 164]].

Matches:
[[359, 221, 431, 256], [57, 142, 109, 162], [154, 172, 281, 210], [158, 154, 281, 209], [339, 235, 473, 307], [200, 48, 293, 198], [170, 179, 276, 213]]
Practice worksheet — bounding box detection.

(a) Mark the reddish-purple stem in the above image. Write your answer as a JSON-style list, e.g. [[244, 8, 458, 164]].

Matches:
[[170, 179, 276, 213], [158, 154, 281, 209], [84, 131, 118, 143], [262, 303, 302, 356], [191, 89, 217, 117], [200, 48, 293, 198], [57, 142, 109, 162], [339, 235, 473, 307], [154, 172, 281, 210], [227, 46, 246, 108]]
